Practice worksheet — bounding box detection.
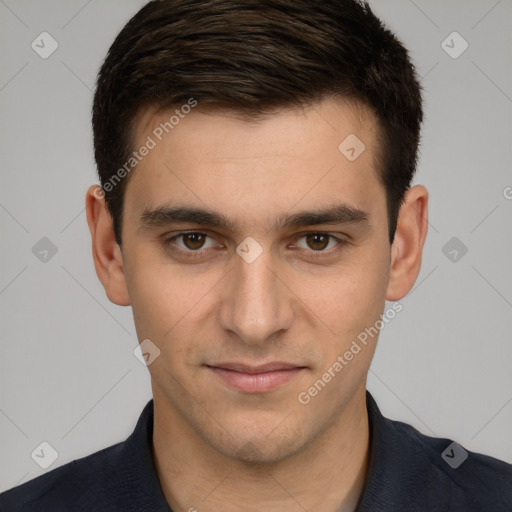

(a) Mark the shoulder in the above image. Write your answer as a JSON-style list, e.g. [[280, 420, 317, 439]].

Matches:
[[0, 400, 161, 512], [362, 391, 512, 511], [392, 417, 512, 510], [0, 441, 126, 511]]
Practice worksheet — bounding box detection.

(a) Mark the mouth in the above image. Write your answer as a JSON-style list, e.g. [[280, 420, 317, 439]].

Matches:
[[205, 362, 307, 393]]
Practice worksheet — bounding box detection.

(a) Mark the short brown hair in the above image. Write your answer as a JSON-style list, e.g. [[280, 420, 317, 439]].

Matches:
[[92, 0, 423, 245]]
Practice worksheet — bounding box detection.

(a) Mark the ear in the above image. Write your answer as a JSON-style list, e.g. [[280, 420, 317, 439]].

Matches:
[[85, 185, 130, 306], [386, 185, 429, 301]]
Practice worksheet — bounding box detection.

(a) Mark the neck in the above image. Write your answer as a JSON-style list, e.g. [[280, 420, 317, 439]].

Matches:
[[152, 385, 370, 512]]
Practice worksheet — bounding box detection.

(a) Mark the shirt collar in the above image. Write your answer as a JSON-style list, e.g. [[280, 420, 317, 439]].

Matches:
[[116, 399, 172, 511], [356, 391, 451, 511]]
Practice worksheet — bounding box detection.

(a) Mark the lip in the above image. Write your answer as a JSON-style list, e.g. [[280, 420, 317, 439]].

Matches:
[[206, 362, 306, 393]]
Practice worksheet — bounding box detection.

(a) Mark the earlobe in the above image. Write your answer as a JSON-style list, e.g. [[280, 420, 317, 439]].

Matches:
[[385, 185, 429, 301], [85, 185, 131, 306]]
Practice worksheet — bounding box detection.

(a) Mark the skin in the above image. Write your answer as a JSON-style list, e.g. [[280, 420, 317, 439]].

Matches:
[[86, 97, 428, 512]]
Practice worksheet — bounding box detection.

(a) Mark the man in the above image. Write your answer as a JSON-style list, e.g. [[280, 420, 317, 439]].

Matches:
[[1, 0, 510, 510]]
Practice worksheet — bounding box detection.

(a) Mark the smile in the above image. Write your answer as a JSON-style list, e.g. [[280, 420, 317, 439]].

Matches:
[[206, 363, 307, 393]]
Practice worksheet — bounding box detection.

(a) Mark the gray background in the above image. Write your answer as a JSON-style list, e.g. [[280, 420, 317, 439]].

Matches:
[[1, 0, 511, 491]]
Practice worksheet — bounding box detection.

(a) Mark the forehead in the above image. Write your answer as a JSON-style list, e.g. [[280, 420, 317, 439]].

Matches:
[[124, 97, 386, 232], [133, 97, 378, 159]]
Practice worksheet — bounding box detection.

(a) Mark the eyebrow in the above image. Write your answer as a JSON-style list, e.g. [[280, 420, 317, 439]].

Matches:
[[139, 203, 369, 232]]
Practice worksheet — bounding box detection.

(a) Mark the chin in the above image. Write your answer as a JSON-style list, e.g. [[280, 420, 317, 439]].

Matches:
[[205, 418, 309, 466], [228, 438, 303, 466]]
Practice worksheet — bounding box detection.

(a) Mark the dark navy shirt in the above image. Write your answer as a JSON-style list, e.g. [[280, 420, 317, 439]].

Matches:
[[1, 391, 511, 511]]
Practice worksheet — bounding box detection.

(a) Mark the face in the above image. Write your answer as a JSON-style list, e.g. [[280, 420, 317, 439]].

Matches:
[[114, 98, 393, 463]]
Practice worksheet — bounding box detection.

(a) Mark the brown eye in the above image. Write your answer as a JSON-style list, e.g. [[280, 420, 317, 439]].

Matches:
[[305, 233, 330, 251], [181, 232, 207, 250], [162, 231, 218, 258], [294, 232, 346, 259]]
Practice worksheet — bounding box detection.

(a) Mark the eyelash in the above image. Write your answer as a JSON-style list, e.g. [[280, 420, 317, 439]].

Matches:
[[161, 231, 347, 260]]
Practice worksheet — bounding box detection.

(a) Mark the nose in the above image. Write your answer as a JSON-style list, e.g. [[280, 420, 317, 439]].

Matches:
[[218, 244, 294, 347]]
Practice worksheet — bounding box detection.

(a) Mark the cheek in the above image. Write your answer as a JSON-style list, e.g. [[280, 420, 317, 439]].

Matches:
[[310, 253, 389, 369], [303, 255, 387, 335], [123, 245, 185, 342], [127, 270, 175, 336], [295, 261, 387, 415], [124, 252, 220, 353]]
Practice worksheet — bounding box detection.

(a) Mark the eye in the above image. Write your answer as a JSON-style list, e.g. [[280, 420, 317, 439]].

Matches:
[[162, 231, 219, 258], [162, 231, 347, 260], [293, 232, 346, 257]]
